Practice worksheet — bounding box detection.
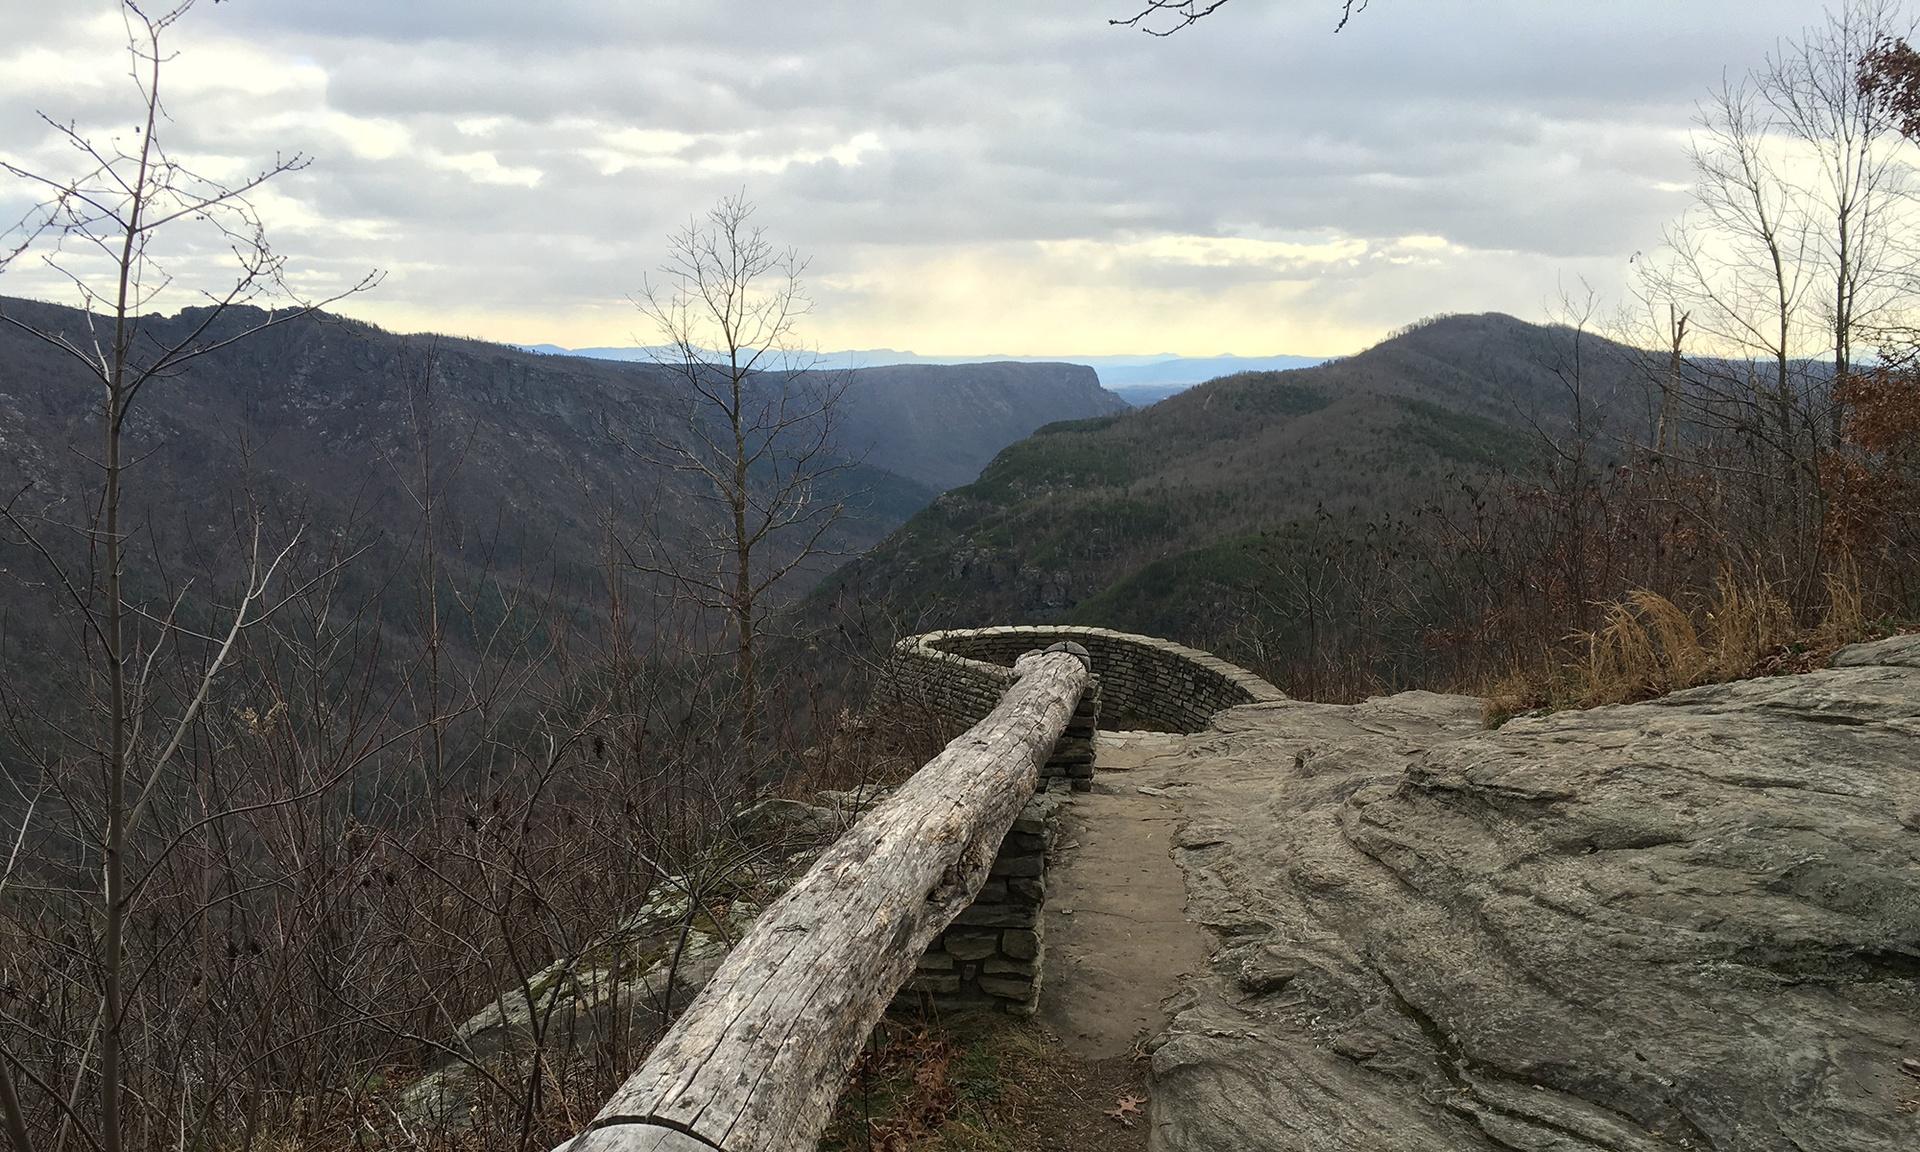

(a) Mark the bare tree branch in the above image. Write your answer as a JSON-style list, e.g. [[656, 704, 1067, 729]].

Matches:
[[1110, 0, 1367, 36]]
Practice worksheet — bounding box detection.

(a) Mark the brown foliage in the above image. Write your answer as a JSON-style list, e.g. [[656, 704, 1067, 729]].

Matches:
[[1860, 35, 1920, 139], [1822, 366, 1920, 585]]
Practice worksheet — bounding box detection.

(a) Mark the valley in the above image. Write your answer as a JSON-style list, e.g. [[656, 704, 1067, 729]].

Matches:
[[814, 312, 1652, 691], [0, 294, 1124, 676], [4, 4, 1919, 1152]]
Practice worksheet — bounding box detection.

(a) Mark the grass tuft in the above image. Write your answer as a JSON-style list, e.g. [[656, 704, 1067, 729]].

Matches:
[[1484, 563, 1877, 725]]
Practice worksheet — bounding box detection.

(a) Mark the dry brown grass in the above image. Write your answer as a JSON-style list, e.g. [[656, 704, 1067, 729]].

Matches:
[[1705, 570, 1797, 680], [1581, 589, 1710, 706], [1484, 564, 1874, 725], [1819, 556, 1867, 648]]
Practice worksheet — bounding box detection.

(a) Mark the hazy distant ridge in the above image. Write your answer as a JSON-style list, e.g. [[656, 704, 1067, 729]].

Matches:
[[522, 343, 1327, 404]]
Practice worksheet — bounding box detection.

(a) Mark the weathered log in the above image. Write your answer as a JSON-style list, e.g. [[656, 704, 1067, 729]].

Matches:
[[556, 650, 1090, 1152]]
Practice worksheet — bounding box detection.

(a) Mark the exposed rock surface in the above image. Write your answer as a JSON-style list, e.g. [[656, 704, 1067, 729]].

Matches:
[[1152, 637, 1920, 1151]]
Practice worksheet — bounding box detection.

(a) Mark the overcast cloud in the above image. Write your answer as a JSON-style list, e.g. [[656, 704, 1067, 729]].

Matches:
[[0, 0, 1834, 354]]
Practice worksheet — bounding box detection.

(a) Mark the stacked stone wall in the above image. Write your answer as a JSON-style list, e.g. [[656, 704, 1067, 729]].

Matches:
[[1040, 683, 1098, 793], [889, 626, 1282, 734], [884, 627, 1278, 1016], [897, 793, 1061, 1017]]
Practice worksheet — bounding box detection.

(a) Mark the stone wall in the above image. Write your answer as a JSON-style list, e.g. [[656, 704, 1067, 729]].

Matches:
[[897, 792, 1062, 1017], [883, 625, 1274, 1013], [1040, 681, 1098, 793], [885, 627, 1278, 1017], [889, 625, 1283, 734]]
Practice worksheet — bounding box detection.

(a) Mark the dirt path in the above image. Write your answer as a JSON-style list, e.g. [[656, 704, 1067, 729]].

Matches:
[[826, 734, 1216, 1152], [1038, 730, 1211, 1060], [834, 731, 1214, 1149]]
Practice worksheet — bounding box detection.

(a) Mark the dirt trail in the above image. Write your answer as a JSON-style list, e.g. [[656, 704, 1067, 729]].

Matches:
[[1037, 730, 1211, 1061]]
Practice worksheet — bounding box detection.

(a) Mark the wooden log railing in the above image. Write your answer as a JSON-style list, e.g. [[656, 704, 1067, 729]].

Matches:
[[556, 649, 1092, 1152]]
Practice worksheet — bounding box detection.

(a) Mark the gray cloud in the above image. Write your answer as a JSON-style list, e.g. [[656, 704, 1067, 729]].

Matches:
[[0, 0, 1839, 353]]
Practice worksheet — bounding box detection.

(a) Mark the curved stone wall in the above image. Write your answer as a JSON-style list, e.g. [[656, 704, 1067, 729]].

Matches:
[[889, 625, 1284, 734]]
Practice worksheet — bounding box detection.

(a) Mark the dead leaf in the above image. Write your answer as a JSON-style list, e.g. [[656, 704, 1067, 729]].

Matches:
[[1106, 1093, 1145, 1127]]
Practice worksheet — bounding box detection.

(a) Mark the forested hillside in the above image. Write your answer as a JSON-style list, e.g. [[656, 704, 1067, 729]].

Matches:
[[823, 299, 1917, 706], [816, 313, 1645, 654], [0, 295, 1122, 676]]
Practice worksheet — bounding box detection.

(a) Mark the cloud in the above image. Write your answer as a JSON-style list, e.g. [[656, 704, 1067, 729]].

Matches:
[[0, 0, 1844, 354]]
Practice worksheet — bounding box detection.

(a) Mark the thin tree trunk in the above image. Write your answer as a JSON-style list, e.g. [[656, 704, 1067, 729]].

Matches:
[[734, 451, 755, 752], [100, 390, 126, 1152], [1658, 306, 1686, 462], [729, 358, 757, 755], [0, 1043, 32, 1152], [99, 96, 154, 1152], [1833, 206, 1851, 446]]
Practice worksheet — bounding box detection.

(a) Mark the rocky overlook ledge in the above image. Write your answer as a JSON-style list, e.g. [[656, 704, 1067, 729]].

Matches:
[[494, 630, 1918, 1150], [403, 631, 1919, 1149], [1137, 633, 1920, 1151]]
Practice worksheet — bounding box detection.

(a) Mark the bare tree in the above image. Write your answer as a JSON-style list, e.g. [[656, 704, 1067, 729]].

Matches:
[[1532, 285, 1614, 628], [1766, 0, 1916, 436], [1640, 1, 1915, 429], [0, 5, 374, 1150], [1632, 0, 1916, 599], [625, 194, 851, 756], [1639, 75, 1815, 448]]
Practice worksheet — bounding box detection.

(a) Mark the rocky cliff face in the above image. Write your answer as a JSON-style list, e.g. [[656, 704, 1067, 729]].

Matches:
[[839, 361, 1126, 493], [1151, 635, 1920, 1151]]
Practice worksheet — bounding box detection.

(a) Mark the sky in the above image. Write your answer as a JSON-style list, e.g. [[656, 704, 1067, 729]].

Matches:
[[0, 0, 1843, 356]]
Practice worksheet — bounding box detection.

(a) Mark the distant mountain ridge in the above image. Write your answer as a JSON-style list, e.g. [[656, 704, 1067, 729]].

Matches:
[[522, 343, 1327, 406], [812, 312, 1649, 647], [837, 361, 1126, 491], [0, 295, 1127, 670]]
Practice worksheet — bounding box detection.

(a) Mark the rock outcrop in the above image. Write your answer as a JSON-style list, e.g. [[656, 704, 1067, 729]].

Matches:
[[398, 881, 761, 1130], [1152, 636, 1920, 1151], [837, 360, 1127, 492]]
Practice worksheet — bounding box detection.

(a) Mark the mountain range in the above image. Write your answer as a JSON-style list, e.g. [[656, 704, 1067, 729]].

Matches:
[[0, 295, 1123, 676], [521, 343, 1327, 407], [811, 312, 1650, 654], [2, 299, 1657, 696]]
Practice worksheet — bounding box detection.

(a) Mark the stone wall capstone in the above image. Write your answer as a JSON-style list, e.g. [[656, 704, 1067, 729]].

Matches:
[[887, 626, 1283, 734]]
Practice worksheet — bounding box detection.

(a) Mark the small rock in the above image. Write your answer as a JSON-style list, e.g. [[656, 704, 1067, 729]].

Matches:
[[1234, 945, 1304, 995], [943, 932, 999, 961], [979, 975, 1034, 1000], [733, 797, 835, 845], [989, 853, 1045, 878], [1002, 929, 1041, 960]]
